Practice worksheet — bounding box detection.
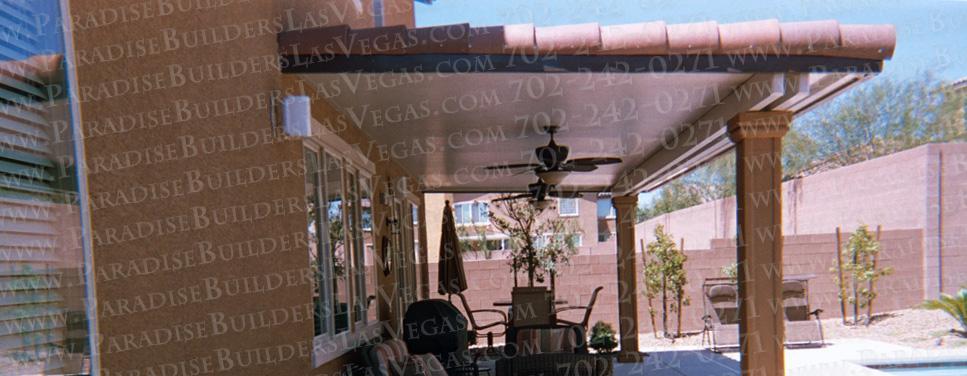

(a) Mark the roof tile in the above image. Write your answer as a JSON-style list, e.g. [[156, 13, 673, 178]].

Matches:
[[599, 21, 668, 54], [719, 19, 781, 53], [780, 20, 841, 52], [535, 22, 601, 54], [279, 18, 895, 61], [667, 21, 719, 53]]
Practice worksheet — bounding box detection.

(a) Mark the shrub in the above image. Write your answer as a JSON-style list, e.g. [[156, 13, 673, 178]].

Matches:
[[922, 288, 967, 337], [588, 321, 618, 353]]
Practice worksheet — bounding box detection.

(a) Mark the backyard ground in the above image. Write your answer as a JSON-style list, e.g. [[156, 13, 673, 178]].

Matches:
[[637, 308, 967, 350]]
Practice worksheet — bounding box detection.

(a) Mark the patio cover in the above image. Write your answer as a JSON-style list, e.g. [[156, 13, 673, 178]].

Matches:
[[278, 17, 895, 373], [279, 19, 894, 195]]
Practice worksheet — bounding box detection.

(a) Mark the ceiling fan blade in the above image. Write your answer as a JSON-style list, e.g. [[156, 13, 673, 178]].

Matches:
[[548, 190, 583, 198], [562, 164, 598, 172], [484, 163, 540, 170], [567, 157, 623, 166], [491, 193, 531, 202]]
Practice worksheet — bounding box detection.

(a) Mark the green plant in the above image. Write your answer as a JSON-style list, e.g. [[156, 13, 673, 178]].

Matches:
[[588, 321, 618, 353], [922, 288, 967, 337], [831, 224, 893, 325], [722, 262, 738, 283], [490, 195, 549, 286], [644, 225, 689, 338]]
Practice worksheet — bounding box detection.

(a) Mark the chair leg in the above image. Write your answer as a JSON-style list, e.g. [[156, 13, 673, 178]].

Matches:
[[487, 332, 493, 349]]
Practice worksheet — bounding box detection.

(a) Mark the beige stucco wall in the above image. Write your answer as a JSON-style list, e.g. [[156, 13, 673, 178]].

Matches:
[[69, 1, 417, 374]]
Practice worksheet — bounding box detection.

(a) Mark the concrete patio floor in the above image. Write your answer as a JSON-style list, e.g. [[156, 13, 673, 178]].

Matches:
[[612, 339, 967, 376]]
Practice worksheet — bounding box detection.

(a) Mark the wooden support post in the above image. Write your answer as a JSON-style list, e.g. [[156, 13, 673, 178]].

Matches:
[[613, 195, 642, 363], [835, 227, 847, 325], [728, 112, 791, 376], [867, 225, 882, 325]]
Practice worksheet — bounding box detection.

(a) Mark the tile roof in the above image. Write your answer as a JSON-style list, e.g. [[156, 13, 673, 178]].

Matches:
[[279, 19, 895, 60]]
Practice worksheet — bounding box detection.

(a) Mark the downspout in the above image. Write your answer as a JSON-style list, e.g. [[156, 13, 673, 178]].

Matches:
[[937, 149, 944, 295]]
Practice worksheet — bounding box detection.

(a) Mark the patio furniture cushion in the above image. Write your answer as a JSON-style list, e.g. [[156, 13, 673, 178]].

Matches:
[[783, 280, 810, 321], [401, 353, 447, 376], [373, 339, 410, 376], [707, 284, 739, 325]]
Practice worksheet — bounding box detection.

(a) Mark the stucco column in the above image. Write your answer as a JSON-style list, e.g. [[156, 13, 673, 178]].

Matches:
[[612, 195, 641, 363], [728, 111, 791, 376]]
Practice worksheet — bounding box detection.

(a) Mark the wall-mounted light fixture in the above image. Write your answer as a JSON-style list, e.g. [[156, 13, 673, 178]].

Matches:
[[276, 95, 311, 138]]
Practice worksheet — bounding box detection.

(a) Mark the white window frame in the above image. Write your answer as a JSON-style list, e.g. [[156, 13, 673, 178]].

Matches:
[[454, 200, 489, 226], [558, 198, 579, 217], [305, 121, 380, 367]]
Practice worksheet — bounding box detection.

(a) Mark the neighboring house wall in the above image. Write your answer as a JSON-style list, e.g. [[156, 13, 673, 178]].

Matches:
[[424, 192, 617, 263]]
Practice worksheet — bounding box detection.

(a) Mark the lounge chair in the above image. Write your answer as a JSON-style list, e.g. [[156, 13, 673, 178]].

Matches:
[[701, 277, 825, 352], [782, 279, 825, 347], [701, 279, 740, 351]]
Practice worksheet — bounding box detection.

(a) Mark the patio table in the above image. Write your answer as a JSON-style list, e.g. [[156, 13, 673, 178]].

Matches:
[[491, 299, 567, 307]]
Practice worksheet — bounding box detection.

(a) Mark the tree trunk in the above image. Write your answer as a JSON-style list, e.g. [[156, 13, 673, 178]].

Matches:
[[676, 288, 684, 338], [661, 270, 668, 338], [852, 237, 859, 325], [642, 239, 659, 339]]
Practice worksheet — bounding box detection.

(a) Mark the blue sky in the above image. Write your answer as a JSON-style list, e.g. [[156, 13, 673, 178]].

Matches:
[[417, 0, 967, 206], [417, 0, 967, 81]]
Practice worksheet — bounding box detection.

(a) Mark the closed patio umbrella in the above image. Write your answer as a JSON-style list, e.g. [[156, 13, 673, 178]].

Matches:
[[438, 201, 468, 295]]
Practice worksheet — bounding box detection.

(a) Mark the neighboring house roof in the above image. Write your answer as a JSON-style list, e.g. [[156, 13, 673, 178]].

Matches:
[[279, 19, 895, 60]]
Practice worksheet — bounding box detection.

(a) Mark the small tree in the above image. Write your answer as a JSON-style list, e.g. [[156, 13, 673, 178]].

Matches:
[[490, 196, 550, 287], [831, 224, 893, 325], [539, 218, 581, 292], [645, 225, 689, 337], [642, 240, 661, 338]]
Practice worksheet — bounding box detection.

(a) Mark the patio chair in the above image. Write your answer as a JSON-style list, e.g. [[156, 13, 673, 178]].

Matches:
[[454, 292, 508, 348], [782, 279, 825, 347], [555, 286, 604, 332], [498, 324, 612, 376], [701, 280, 740, 352], [510, 286, 555, 327]]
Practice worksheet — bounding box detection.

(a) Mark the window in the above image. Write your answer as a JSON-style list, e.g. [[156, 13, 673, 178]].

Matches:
[[305, 147, 377, 346], [0, 2, 94, 373], [411, 203, 423, 300], [454, 201, 489, 225], [373, 0, 384, 27], [597, 198, 616, 218], [558, 198, 579, 216]]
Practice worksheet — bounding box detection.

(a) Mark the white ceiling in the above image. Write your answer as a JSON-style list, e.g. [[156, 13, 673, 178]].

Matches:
[[302, 72, 754, 192]]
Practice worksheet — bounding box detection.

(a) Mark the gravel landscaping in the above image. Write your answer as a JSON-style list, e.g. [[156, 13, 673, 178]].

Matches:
[[637, 308, 967, 350]]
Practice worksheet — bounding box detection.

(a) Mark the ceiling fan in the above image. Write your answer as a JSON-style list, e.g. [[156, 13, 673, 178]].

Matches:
[[483, 125, 622, 185], [491, 179, 582, 209]]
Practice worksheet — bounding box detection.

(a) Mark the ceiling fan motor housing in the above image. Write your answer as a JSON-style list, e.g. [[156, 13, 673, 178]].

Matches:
[[535, 142, 569, 170]]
